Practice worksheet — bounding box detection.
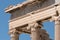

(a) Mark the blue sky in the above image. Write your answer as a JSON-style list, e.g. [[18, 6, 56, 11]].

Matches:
[[0, 0, 54, 40]]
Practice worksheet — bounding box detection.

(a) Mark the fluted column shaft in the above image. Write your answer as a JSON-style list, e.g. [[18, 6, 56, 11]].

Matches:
[[55, 17, 60, 40]]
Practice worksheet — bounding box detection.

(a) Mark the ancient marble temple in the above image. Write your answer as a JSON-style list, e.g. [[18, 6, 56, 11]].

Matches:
[[5, 0, 60, 40]]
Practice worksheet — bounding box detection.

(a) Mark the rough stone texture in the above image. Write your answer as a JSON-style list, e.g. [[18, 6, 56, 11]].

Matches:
[[39, 29, 50, 40], [10, 0, 56, 20]]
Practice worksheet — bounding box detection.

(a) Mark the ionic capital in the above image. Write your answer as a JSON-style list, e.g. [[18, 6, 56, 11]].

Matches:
[[27, 21, 43, 30], [9, 29, 21, 35]]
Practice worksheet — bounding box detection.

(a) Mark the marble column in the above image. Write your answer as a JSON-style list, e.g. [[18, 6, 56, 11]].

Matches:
[[31, 27, 41, 40], [9, 29, 20, 40], [10, 33, 19, 40], [29, 22, 42, 40], [55, 17, 60, 40]]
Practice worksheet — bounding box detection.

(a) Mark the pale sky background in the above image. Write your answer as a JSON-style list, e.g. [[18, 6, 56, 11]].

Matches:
[[0, 0, 54, 40]]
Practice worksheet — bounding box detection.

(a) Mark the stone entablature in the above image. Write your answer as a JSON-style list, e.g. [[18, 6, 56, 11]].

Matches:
[[5, 0, 60, 20], [9, 6, 56, 29], [5, 0, 60, 40]]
